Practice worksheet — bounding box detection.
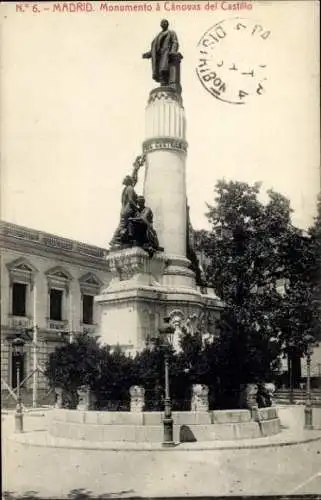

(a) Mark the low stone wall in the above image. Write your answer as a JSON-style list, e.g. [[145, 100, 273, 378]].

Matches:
[[49, 408, 281, 443], [257, 407, 278, 421]]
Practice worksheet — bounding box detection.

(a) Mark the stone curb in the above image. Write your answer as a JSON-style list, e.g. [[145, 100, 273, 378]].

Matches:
[[2, 407, 51, 414], [7, 430, 321, 452], [2, 411, 47, 417]]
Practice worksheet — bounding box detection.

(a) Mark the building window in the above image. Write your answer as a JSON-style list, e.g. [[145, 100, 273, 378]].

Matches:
[[12, 283, 27, 317], [83, 294, 94, 325], [7, 259, 37, 321], [50, 289, 63, 321]]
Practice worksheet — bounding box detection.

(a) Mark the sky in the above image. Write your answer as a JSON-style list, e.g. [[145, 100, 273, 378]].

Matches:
[[0, 0, 320, 248]]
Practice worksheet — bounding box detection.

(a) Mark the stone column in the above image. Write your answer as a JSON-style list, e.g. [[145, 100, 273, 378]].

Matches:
[[143, 87, 195, 289], [191, 384, 209, 411], [129, 385, 145, 412]]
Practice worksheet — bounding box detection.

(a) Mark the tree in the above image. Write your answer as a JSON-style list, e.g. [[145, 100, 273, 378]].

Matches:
[[131, 338, 176, 410], [93, 344, 135, 410], [309, 193, 321, 333], [132, 333, 206, 411], [45, 335, 136, 410], [45, 332, 102, 407], [196, 180, 298, 405], [274, 193, 321, 390]]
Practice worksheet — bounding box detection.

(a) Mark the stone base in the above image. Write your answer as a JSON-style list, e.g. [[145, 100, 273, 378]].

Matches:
[[95, 247, 222, 353], [161, 255, 196, 289], [49, 409, 281, 443]]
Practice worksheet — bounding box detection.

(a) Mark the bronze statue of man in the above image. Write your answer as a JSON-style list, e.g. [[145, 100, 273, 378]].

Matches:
[[143, 19, 182, 91], [136, 196, 159, 252]]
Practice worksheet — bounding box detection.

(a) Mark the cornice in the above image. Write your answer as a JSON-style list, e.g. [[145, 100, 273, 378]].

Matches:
[[1, 236, 110, 272], [97, 286, 222, 311], [0, 221, 109, 270]]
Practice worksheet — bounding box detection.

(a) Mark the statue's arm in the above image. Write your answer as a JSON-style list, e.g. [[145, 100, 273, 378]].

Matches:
[[131, 155, 145, 186], [131, 169, 138, 187], [131, 163, 139, 186]]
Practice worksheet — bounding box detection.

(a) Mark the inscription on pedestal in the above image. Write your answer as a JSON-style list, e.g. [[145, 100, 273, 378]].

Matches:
[[143, 138, 188, 154]]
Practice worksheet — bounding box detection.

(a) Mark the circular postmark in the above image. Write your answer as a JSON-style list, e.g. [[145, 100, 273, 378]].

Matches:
[[196, 18, 271, 105]]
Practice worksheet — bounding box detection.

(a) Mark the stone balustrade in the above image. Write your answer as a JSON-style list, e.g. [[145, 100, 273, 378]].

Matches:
[[47, 319, 68, 331], [8, 316, 33, 329]]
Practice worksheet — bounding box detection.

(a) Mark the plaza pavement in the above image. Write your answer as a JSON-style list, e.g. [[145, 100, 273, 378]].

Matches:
[[2, 405, 321, 498]]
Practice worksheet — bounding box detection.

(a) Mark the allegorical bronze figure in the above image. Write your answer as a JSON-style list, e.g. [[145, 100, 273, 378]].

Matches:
[[109, 156, 144, 248], [110, 157, 161, 256], [142, 19, 183, 92]]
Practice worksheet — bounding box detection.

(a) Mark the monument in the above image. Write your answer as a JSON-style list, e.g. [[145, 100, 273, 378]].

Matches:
[[95, 21, 222, 353], [47, 21, 281, 447]]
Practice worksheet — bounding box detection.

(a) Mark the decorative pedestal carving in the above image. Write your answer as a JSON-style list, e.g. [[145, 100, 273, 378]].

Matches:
[[191, 384, 209, 412], [129, 385, 145, 412], [264, 382, 276, 406], [241, 383, 259, 411], [76, 385, 95, 411], [106, 246, 167, 290]]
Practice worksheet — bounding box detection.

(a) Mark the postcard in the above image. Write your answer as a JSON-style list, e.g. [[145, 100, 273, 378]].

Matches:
[[1, 1, 320, 498]]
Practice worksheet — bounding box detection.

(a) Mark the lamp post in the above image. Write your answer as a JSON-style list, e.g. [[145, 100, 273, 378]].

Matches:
[[158, 317, 176, 447], [12, 332, 25, 433], [286, 341, 295, 404], [304, 344, 313, 430]]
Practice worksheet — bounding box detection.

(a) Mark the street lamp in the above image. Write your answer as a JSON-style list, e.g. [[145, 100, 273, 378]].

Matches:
[[158, 317, 176, 447], [12, 332, 25, 433], [304, 343, 313, 430]]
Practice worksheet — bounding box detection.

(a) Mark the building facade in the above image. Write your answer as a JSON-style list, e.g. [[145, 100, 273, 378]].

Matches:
[[0, 220, 110, 406]]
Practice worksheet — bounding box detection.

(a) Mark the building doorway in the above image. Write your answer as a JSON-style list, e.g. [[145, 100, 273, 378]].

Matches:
[[11, 352, 25, 389]]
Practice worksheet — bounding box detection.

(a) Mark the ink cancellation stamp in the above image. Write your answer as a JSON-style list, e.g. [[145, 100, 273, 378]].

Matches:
[[196, 18, 271, 105]]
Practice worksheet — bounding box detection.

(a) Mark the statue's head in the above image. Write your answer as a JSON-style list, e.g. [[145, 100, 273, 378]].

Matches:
[[137, 196, 145, 208], [123, 175, 133, 186], [160, 19, 169, 31]]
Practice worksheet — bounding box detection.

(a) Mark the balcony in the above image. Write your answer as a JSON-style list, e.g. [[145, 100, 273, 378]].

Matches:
[[47, 319, 68, 331], [81, 323, 97, 335], [8, 316, 33, 330]]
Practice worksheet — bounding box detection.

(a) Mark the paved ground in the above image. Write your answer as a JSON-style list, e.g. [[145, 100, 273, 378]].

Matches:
[[2, 406, 321, 498]]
